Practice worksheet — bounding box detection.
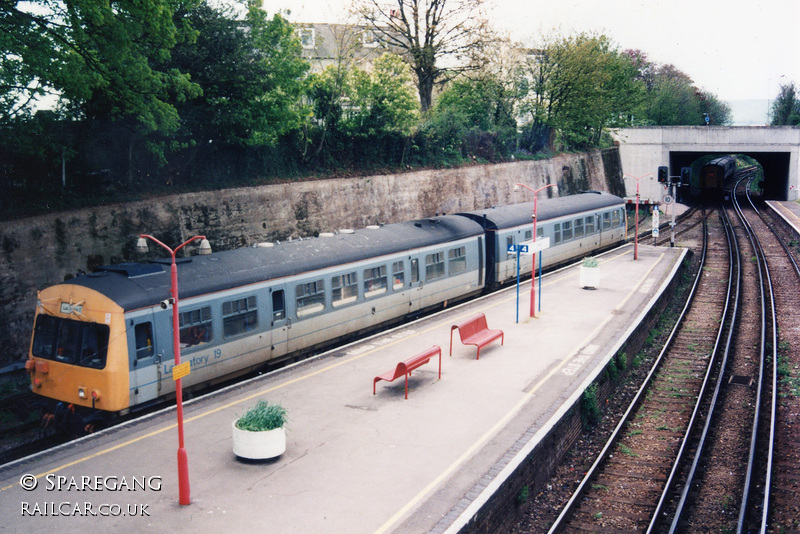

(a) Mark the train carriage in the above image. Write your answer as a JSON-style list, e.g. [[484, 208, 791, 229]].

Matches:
[[26, 192, 627, 428]]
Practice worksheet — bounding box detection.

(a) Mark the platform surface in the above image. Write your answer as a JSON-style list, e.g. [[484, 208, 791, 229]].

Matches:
[[0, 243, 686, 533]]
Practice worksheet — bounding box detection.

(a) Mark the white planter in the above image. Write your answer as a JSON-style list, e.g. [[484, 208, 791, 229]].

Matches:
[[232, 421, 286, 460], [580, 266, 600, 289]]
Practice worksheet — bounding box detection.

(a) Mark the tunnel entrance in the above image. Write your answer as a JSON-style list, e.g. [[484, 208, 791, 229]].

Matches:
[[669, 151, 790, 200]]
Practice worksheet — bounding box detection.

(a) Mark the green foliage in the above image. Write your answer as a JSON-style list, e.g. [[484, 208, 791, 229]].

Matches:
[[582, 256, 599, 268], [770, 83, 800, 125], [580, 383, 602, 430], [235, 400, 287, 432]]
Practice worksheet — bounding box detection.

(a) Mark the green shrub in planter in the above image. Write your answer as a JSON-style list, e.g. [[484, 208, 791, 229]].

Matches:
[[235, 400, 287, 432], [582, 256, 599, 268]]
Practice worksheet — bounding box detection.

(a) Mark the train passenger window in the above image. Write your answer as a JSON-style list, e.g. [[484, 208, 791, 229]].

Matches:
[[296, 280, 325, 318], [223, 296, 258, 337], [392, 261, 405, 290], [448, 246, 467, 274], [562, 221, 573, 241], [31, 314, 109, 369], [179, 306, 213, 349], [425, 252, 445, 281], [537, 226, 544, 238], [410, 259, 420, 284], [553, 223, 561, 244], [585, 216, 595, 234], [332, 272, 358, 307], [574, 218, 584, 238], [364, 266, 388, 298], [602, 212, 612, 230], [506, 236, 514, 259], [612, 210, 621, 228], [525, 230, 532, 241], [272, 290, 285, 321], [135, 323, 154, 361]]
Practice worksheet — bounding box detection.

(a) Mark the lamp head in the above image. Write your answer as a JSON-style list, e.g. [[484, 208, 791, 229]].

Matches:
[[198, 238, 212, 255], [136, 237, 148, 254]]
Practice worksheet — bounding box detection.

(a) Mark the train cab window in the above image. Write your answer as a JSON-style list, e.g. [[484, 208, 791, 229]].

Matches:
[[364, 266, 388, 298], [553, 223, 562, 244], [332, 272, 358, 307], [296, 280, 325, 318], [179, 306, 213, 349], [272, 290, 285, 321], [574, 218, 584, 238], [31, 314, 109, 369], [425, 252, 445, 281], [602, 212, 612, 230], [135, 322, 154, 361], [612, 210, 621, 228], [448, 246, 467, 274], [392, 261, 405, 290], [410, 259, 420, 284], [562, 221, 573, 241], [585, 216, 595, 234], [223, 296, 258, 337]]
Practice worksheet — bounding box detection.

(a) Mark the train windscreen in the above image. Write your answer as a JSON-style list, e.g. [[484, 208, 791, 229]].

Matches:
[[31, 314, 109, 369]]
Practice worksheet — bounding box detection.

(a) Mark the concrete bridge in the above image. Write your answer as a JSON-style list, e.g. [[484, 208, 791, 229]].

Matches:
[[611, 126, 800, 202]]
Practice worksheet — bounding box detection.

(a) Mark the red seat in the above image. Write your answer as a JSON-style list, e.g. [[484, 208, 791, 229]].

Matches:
[[373, 345, 442, 399], [449, 313, 504, 359]]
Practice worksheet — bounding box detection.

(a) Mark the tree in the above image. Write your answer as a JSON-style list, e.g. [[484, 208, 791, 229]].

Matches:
[[518, 33, 643, 150], [1, 0, 201, 133], [770, 83, 800, 125], [354, 0, 496, 114]]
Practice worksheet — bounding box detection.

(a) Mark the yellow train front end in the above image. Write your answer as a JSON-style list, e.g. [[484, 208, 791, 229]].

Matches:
[[27, 284, 130, 426]]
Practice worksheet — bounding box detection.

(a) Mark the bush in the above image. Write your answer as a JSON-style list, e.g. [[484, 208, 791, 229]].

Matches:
[[235, 400, 287, 432]]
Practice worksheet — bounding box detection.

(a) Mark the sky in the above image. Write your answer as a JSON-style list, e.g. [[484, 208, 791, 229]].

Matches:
[[260, 0, 800, 110]]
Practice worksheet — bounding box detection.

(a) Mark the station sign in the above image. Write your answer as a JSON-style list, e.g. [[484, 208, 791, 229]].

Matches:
[[172, 361, 191, 381], [518, 237, 551, 255]]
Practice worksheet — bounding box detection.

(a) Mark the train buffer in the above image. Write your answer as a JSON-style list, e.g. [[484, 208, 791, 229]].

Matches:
[[373, 345, 442, 399], [449, 313, 504, 360]]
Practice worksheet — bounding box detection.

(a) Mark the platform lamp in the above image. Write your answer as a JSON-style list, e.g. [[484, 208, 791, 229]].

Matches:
[[624, 173, 651, 260], [136, 234, 211, 506], [514, 182, 558, 318]]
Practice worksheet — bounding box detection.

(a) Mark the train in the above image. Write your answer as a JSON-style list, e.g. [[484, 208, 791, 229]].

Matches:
[[26, 192, 627, 431], [699, 156, 736, 196]]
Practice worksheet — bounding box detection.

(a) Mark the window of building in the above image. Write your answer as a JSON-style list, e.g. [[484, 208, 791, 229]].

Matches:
[[296, 280, 325, 318], [179, 306, 213, 349], [364, 266, 388, 298], [392, 261, 405, 290], [296, 27, 315, 49], [332, 272, 358, 307], [361, 29, 379, 47], [223, 296, 258, 337], [426, 252, 445, 280]]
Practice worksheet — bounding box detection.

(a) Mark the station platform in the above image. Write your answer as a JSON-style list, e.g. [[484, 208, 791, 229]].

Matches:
[[766, 200, 800, 236], [0, 243, 687, 533]]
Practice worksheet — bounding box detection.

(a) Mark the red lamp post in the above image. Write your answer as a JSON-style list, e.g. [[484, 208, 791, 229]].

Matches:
[[136, 234, 211, 506], [624, 174, 651, 260], [514, 182, 558, 318]]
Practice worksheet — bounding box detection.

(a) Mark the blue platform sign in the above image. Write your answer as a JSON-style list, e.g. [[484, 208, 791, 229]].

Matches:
[[508, 244, 529, 254]]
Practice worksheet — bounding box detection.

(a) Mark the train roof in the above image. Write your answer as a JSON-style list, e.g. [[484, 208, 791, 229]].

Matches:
[[703, 156, 736, 168], [458, 191, 624, 230], [63, 215, 484, 311]]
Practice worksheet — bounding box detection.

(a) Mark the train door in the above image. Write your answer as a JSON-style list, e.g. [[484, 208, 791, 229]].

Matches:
[[407, 256, 423, 312], [269, 285, 290, 359], [128, 312, 162, 404]]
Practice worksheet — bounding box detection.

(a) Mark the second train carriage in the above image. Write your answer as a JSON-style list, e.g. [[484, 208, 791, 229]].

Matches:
[[459, 192, 626, 286], [27, 192, 627, 426]]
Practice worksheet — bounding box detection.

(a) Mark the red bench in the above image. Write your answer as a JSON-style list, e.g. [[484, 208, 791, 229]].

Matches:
[[449, 313, 504, 359], [373, 345, 442, 399]]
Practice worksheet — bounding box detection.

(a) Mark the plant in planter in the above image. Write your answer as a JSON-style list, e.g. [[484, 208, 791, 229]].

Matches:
[[232, 400, 287, 460], [579, 256, 600, 289]]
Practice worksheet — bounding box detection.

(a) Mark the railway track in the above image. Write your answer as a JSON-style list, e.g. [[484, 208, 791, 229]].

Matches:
[[540, 181, 800, 533], [544, 206, 734, 532]]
